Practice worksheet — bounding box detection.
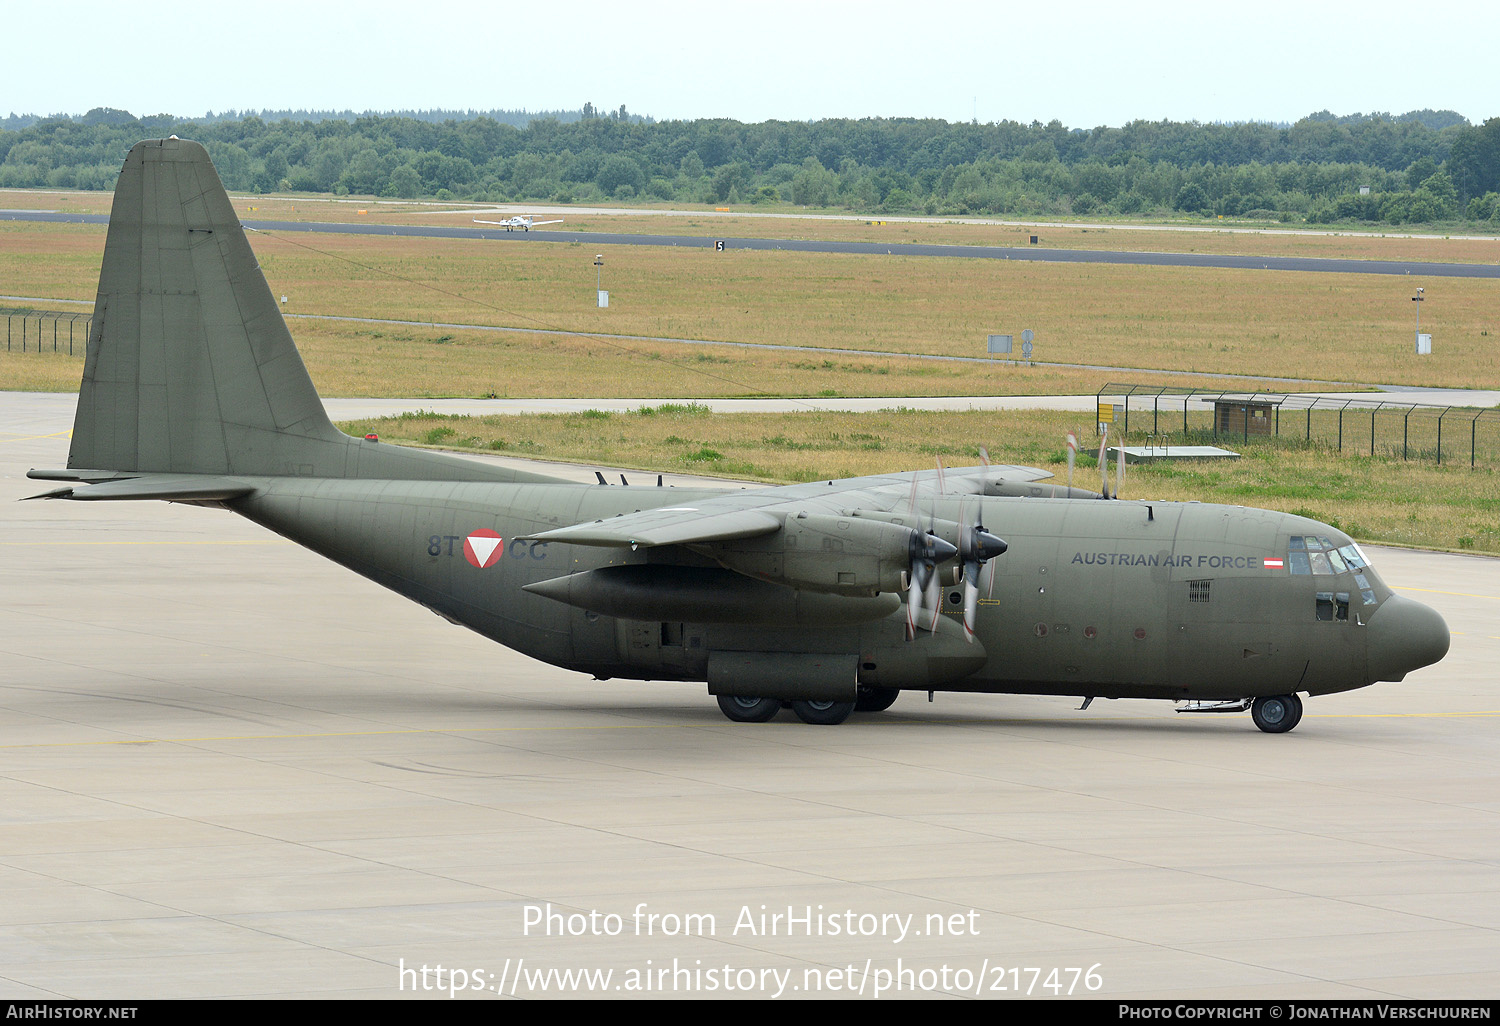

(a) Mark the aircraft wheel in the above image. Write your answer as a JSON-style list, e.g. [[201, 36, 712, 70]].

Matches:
[[716, 695, 780, 723], [1251, 693, 1303, 734], [855, 685, 900, 713], [790, 699, 855, 725]]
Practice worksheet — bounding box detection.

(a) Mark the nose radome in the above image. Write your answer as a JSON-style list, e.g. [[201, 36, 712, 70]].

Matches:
[[1368, 595, 1450, 682]]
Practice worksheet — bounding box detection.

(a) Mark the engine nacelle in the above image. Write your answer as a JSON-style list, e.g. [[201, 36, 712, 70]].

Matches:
[[524, 564, 899, 625], [702, 513, 915, 597]]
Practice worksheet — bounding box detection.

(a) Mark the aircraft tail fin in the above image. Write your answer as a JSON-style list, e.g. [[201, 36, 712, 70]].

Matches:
[[71, 138, 346, 477], [65, 138, 550, 485]]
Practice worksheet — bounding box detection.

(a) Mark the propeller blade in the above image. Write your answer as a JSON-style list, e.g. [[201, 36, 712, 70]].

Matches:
[[1116, 439, 1125, 499], [960, 561, 979, 641], [1098, 426, 1110, 499], [1066, 431, 1077, 493], [906, 569, 923, 641], [925, 562, 942, 632]]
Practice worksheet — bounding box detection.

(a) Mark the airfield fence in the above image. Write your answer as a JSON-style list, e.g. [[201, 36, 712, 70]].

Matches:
[[3, 309, 93, 356], [1096, 384, 1500, 470]]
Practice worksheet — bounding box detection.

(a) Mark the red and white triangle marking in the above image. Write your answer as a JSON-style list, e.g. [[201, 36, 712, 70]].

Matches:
[[464, 529, 503, 568]]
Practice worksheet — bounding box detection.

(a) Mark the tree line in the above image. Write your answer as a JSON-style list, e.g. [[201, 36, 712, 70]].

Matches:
[[2, 106, 1496, 228]]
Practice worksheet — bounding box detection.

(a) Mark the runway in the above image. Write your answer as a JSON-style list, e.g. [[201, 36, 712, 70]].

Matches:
[[2, 393, 1499, 999], [5, 210, 1498, 279]]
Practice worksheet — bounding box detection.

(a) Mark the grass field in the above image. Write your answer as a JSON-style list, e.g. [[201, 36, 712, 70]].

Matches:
[[335, 406, 1500, 555], [0, 316, 1301, 400], [3, 220, 1497, 393]]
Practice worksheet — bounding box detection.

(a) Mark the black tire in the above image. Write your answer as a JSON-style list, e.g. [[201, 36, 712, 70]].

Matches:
[[1251, 693, 1303, 734], [790, 699, 855, 725], [716, 695, 780, 723], [855, 685, 900, 713]]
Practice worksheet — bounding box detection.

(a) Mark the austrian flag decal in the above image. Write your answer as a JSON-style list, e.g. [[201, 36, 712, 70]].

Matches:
[[463, 529, 504, 568], [1264, 557, 1285, 570]]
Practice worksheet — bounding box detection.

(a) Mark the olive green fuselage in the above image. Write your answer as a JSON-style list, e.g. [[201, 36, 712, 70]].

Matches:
[[234, 480, 1392, 702]]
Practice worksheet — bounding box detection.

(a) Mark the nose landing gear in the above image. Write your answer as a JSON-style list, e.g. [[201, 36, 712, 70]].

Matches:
[[1250, 693, 1303, 734]]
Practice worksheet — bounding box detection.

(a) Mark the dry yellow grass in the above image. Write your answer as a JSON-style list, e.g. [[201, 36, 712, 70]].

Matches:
[[5, 220, 1495, 390], [0, 319, 1251, 399]]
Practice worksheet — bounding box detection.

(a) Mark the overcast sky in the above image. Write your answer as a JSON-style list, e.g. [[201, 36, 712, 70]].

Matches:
[[6, 1, 1495, 127]]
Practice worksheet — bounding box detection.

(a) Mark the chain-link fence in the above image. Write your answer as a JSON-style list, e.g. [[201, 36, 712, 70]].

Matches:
[[1097, 384, 1500, 469], [3, 309, 93, 356]]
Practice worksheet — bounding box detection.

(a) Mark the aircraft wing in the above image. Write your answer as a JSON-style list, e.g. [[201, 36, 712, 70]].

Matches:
[[524, 463, 1059, 549], [472, 219, 513, 226], [529, 219, 563, 227]]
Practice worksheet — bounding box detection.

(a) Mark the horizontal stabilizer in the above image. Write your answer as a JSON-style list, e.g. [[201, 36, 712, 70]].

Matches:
[[24, 473, 255, 502], [26, 469, 133, 484]]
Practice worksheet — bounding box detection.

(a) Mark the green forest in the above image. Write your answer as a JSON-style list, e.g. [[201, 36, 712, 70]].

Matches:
[[3, 105, 1499, 228]]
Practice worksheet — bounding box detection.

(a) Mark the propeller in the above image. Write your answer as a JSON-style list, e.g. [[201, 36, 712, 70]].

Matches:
[[905, 525, 957, 640], [901, 466, 955, 639], [957, 500, 1008, 643]]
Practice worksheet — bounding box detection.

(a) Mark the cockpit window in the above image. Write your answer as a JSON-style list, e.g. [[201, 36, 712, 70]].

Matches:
[[1290, 537, 1373, 577]]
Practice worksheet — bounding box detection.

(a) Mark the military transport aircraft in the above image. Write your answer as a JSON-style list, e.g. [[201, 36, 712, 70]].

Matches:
[[472, 214, 563, 231], [26, 139, 1451, 731]]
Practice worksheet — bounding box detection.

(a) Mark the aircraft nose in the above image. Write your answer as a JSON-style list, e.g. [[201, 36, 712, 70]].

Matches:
[[1367, 595, 1450, 682]]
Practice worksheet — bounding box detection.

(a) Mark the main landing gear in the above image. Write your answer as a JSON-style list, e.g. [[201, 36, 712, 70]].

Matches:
[[715, 686, 900, 725], [715, 695, 780, 723], [789, 699, 855, 725], [855, 685, 900, 712]]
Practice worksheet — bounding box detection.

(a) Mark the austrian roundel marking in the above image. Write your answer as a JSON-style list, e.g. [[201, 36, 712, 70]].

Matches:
[[463, 529, 504, 568]]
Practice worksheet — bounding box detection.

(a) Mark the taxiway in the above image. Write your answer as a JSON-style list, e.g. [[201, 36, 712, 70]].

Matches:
[[2, 394, 1497, 999]]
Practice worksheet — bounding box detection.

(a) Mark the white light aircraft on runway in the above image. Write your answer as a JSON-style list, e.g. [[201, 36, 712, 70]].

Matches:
[[473, 215, 563, 232]]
